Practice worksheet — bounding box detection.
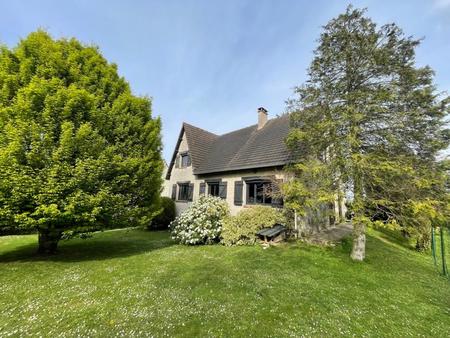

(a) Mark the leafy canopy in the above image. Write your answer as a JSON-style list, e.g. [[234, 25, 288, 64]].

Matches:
[[0, 31, 163, 248], [285, 6, 449, 252]]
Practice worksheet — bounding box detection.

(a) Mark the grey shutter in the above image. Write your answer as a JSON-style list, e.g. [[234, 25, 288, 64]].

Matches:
[[219, 182, 227, 199], [188, 183, 194, 201], [199, 182, 206, 196], [171, 184, 177, 200], [175, 155, 180, 168], [234, 181, 243, 206]]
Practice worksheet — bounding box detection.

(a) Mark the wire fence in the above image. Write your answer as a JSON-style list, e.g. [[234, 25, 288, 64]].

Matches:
[[431, 226, 449, 279]]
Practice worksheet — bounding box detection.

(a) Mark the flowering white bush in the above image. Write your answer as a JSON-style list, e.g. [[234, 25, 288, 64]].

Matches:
[[170, 196, 229, 245]]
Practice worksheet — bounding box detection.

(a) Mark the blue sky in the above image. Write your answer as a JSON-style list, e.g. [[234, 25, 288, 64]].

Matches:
[[1, 0, 450, 161]]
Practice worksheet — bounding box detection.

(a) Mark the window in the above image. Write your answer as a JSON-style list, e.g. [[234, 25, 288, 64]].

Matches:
[[247, 181, 272, 205], [180, 153, 191, 167], [207, 181, 227, 199], [208, 182, 220, 196], [246, 179, 283, 206], [178, 183, 193, 201]]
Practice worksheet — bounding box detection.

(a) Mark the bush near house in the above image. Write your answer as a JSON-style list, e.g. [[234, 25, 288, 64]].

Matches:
[[148, 197, 176, 230], [170, 196, 229, 245], [221, 206, 286, 246]]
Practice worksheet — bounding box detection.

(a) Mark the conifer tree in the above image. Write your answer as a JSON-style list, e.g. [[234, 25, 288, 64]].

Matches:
[[0, 31, 163, 253], [286, 7, 449, 260]]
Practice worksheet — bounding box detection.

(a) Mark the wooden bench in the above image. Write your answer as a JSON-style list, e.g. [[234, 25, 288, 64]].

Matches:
[[256, 224, 287, 243]]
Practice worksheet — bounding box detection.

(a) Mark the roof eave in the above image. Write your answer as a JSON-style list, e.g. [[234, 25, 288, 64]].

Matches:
[[193, 161, 290, 176], [165, 125, 186, 180]]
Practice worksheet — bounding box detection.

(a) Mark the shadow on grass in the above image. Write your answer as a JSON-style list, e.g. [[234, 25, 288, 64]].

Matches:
[[0, 229, 175, 263], [339, 235, 353, 254], [291, 232, 419, 269], [370, 226, 415, 250]]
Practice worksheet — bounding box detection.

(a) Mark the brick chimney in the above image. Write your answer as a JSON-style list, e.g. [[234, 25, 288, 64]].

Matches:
[[257, 107, 268, 130]]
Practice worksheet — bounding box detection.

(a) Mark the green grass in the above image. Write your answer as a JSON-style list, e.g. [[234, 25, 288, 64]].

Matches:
[[1, 228, 449, 337], [432, 228, 450, 275]]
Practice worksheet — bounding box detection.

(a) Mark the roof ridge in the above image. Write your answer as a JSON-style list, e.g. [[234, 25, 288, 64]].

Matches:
[[183, 114, 289, 140], [227, 123, 261, 166], [217, 114, 288, 137], [218, 124, 256, 137], [182, 122, 218, 138], [225, 114, 290, 170]]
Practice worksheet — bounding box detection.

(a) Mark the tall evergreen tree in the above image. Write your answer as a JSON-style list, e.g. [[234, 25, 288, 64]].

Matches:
[[0, 31, 163, 253], [286, 7, 449, 260]]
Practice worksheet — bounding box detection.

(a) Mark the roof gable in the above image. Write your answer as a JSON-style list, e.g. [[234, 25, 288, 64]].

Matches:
[[183, 123, 218, 169], [166, 123, 218, 179]]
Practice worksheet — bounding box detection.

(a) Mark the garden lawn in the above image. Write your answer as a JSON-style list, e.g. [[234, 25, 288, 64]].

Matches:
[[0, 228, 449, 337]]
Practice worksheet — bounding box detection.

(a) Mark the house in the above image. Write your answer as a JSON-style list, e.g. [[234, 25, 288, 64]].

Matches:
[[164, 107, 291, 215]]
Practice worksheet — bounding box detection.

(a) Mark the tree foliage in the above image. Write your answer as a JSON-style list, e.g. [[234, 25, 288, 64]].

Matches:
[[148, 196, 176, 230], [0, 31, 163, 252], [286, 7, 449, 259]]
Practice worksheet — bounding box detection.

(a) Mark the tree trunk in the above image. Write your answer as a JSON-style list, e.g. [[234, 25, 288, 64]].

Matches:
[[351, 173, 366, 261], [351, 225, 366, 261], [337, 191, 344, 223], [38, 229, 62, 254], [336, 175, 344, 223]]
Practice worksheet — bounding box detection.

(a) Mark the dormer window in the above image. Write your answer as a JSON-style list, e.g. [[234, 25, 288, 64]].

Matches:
[[180, 152, 191, 167]]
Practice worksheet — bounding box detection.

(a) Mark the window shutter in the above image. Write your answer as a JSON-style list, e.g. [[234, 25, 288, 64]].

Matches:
[[188, 183, 194, 201], [199, 182, 206, 196], [234, 181, 243, 206], [171, 184, 177, 200], [175, 155, 180, 168], [219, 182, 227, 199]]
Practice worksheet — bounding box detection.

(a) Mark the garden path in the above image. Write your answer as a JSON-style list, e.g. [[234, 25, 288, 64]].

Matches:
[[308, 222, 353, 244]]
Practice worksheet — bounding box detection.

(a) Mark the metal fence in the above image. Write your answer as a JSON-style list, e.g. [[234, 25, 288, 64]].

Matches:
[[431, 226, 449, 278]]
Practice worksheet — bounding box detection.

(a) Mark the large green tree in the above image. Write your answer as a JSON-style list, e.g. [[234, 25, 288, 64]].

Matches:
[[286, 7, 449, 260], [0, 31, 163, 253]]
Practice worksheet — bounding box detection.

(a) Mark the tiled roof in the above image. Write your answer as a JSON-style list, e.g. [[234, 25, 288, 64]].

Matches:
[[182, 123, 218, 169], [176, 114, 291, 176]]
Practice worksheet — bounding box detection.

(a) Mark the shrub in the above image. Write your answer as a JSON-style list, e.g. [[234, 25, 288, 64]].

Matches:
[[170, 196, 229, 245], [221, 206, 286, 246], [148, 197, 176, 230]]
